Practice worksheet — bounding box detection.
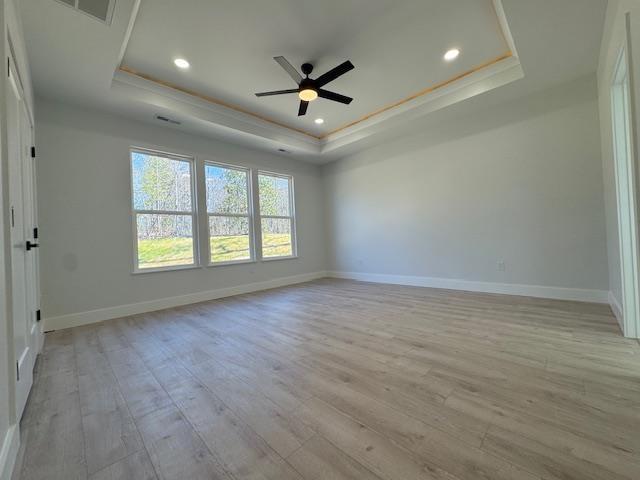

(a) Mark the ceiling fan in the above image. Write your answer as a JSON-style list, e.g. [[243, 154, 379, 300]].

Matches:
[[255, 56, 354, 116]]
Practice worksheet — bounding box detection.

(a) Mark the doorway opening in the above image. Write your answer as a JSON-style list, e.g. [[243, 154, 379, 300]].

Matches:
[[611, 44, 640, 338]]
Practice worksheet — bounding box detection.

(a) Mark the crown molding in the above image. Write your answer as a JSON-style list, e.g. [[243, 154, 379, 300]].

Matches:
[[112, 0, 522, 157], [320, 54, 522, 151], [113, 52, 523, 156], [111, 68, 322, 154]]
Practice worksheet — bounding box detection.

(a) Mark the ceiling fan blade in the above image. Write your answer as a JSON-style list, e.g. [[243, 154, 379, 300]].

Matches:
[[315, 60, 354, 87], [298, 101, 309, 116], [273, 56, 303, 84], [318, 89, 353, 104], [255, 89, 299, 97]]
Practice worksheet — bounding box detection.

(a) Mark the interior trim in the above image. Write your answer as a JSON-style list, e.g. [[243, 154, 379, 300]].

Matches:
[[608, 291, 624, 333], [44, 269, 610, 332], [119, 65, 321, 139], [322, 52, 512, 138], [118, 52, 513, 142], [0, 425, 19, 480], [328, 271, 610, 304], [43, 271, 327, 331]]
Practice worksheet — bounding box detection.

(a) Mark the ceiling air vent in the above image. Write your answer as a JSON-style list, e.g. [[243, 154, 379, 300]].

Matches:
[[55, 0, 115, 24], [155, 115, 182, 125]]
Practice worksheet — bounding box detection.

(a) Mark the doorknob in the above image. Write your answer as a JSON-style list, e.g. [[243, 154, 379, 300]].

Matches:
[[25, 240, 39, 251]]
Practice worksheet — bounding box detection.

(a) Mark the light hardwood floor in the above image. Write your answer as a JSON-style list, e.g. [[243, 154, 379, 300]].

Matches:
[[11, 279, 640, 480]]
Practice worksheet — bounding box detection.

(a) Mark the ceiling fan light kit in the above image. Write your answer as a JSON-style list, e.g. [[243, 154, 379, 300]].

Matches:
[[255, 56, 354, 116]]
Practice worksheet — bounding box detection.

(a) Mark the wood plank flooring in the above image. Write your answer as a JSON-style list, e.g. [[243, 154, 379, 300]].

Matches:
[[12, 279, 640, 480]]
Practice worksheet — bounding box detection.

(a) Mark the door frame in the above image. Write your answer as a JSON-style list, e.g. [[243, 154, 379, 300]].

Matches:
[[20, 93, 41, 355], [611, 39, 640, 339], [7, 51, 32, 418]]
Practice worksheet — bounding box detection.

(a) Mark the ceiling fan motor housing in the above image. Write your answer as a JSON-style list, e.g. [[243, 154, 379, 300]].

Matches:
[[299, 77, 315, 91], [301, 63, 314, 76]]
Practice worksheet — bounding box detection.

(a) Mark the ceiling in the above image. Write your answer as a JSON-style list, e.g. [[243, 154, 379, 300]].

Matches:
[[20, 0, 607, 163], [121, 0, 509, 138]]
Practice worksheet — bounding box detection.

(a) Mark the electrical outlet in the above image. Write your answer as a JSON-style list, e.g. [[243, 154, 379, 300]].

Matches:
[[497, 260, 506, 272]]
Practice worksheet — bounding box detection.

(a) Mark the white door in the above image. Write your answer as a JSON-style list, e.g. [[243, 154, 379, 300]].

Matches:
[[20, 94, 41, 355], [7, 55, 39, 418]]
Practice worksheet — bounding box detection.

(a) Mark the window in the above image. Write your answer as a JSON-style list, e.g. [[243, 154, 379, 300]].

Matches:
[[205, 163, 253, 264], [130, 149, 197, 271], [258, 172, 296, 259], [129, 150, 297, 271]]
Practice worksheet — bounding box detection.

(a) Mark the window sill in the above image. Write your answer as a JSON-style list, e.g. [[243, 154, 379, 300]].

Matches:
[[131, 255, 298, 273], [132, 264, 201, 275], [208, 259, 256, 268], [261, 255, 299, 262]]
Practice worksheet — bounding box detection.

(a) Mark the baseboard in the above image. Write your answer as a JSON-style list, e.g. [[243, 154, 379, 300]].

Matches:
[[0, 425, 19, 480], [327, 271, 609, 304], [44, 271, 327, 331], [44, 269, 611, 331], [608, 291, 624, 331]]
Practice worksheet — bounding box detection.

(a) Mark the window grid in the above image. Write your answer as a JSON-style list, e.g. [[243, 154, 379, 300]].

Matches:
[[130, 148, 198, 273], [205, 162, 255, 265], [258, 172, 297, 260], [129, 149, 298, 272]]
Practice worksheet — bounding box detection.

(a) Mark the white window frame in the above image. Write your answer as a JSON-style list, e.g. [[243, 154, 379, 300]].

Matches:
[[205, 161, 256, 266], [257, 171, 298, 261], [129, 147, 200, 273]]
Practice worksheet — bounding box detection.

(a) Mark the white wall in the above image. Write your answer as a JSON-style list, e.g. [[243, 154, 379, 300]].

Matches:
[[323, 75, 610, 300], [597, 0, 640, 327], [35, 99, 326, 326]]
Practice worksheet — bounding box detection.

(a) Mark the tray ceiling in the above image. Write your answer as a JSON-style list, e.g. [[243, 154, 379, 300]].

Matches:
[[20, 0, 607, 162], [120, 0, 511, 139]]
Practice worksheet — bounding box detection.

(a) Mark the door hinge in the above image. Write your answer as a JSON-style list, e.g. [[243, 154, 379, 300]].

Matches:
[[7, 57, 9, 78], [33, 227, 38, 239], [31, 146, 36, 158], [36, 309, 41, 322], [10, 207, 15, 227], [16, 362, 19, 381]]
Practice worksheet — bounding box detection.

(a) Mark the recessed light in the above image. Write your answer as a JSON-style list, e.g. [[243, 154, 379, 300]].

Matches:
[[174, 58, 190, 69], [314, 118, 324, 125], [444, 49, 460, 62]]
